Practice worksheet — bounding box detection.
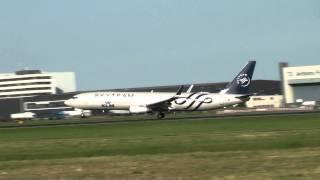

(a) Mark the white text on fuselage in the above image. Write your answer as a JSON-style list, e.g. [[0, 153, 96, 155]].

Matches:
[[95, 93, 135, 97]]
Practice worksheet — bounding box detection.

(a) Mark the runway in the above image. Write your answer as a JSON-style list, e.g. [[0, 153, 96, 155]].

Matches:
[[1, 110, 320, 129]]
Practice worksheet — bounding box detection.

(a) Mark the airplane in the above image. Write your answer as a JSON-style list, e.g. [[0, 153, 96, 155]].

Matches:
[[65, 61, 256, 119]]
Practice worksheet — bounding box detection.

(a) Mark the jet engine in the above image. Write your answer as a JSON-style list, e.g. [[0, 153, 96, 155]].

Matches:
[[108, 110, 131, 115], [129, 105, 150, 114]]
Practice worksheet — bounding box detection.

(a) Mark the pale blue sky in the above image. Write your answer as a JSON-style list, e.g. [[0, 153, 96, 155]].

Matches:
[[0, 0, 319, 90]]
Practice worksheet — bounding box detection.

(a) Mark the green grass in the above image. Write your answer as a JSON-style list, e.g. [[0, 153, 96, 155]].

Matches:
[[0, 114, 320, 179], [0, 114, 320, 161]]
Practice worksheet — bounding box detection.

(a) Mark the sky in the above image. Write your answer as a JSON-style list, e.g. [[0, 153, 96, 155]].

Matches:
[[0, 0, 320, 91]]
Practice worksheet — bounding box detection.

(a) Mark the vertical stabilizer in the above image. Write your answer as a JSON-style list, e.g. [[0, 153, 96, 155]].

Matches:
[[220, 61, 256, 94]]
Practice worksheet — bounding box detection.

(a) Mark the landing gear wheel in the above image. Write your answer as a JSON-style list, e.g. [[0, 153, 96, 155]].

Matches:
[[81, 113, 85, 118], [157, 112, 165, 119]]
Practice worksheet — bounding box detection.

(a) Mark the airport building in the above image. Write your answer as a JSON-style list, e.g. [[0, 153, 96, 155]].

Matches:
[[247, 63, 320, 108], [112, 80, 281, 95], [0, 70, 77, 120], [246, 95, 284, 108], [282, 65, 320, 103], [0, 70, 76, 99]]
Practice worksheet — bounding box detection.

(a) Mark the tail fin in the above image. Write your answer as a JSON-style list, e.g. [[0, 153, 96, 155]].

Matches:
[[220, 61, 256, 94]]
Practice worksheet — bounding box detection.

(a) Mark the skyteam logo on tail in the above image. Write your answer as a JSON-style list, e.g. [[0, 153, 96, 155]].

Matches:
[[236, 74, 251, 87]]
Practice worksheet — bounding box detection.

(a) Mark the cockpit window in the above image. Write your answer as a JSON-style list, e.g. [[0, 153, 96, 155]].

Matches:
[[71, 96, 78, 99]]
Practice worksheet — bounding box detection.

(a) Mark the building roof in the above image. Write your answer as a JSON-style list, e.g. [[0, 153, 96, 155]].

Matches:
[[109, 80, 281, 95]]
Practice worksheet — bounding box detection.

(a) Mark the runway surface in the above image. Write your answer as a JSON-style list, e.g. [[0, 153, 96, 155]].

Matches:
[[1, 110, 320, 129]]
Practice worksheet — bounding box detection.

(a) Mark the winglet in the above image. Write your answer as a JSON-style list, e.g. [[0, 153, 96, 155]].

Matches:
[[186, 84, 194, 93], [176, 85, 184, 95]]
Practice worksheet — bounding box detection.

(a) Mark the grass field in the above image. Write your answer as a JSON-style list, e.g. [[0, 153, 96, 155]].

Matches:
[[0, 114, 320, 179]]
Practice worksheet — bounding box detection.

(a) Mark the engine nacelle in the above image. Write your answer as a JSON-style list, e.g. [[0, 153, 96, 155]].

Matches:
[[108, 110, 131, 115], [129, 105, 150, 114]]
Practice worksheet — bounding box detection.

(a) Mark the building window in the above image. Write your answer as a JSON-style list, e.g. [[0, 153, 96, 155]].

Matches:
[[0, 93, 51, 98], [0, 76, 51, 82], [0, 82, 51, 88], [25, 101, 67, 110], [253, 97, 264, 101], [0, 87, 52, 93]]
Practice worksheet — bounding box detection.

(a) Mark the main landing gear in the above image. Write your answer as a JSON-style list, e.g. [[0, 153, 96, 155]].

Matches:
[[81, 110, 86, 118], [157, 112, 165, 119]]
